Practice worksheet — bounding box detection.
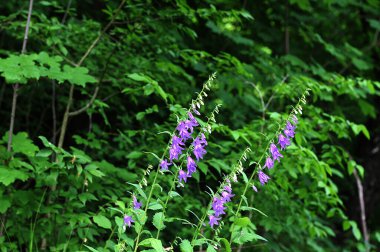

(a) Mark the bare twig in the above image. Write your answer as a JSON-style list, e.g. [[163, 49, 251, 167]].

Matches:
[[68, 86, 99, 116], [7, 0, 34, 152], [61, 0, 73, 24], [353, 168, 370, 251]]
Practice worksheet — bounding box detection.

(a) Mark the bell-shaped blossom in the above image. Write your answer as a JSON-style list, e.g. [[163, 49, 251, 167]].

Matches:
[[221, 191, 234, 202], [208, 215, 220, 228], [258, 170, 270, 185], [188, 112, 199, 127], [177, 121, 193, 141], [187, 156, 197, 176], [264, 156, 274, 169], [192, 133, 208, 161], [123, 215, 134, 228], [169, 135, 184, 161], [178, 170, 189, 183], [284, 121, 296, 138], [224, 185, 232, 193], [212, 197, 226, 217], [160, 159, 171, 171], [270, 143, 283, 162], [278, 134, 291, 150], [133, 196, 142, 210]]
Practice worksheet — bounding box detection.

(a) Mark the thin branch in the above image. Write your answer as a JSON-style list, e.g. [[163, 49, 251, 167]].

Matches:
[[7, 0, 34, 151], [353, 168, 370, 251], [61, 0, 73, 24], [68, 86, 99, 116]]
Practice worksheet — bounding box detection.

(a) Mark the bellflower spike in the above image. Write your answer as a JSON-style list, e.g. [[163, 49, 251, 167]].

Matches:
[[187, 156, 197, 176], [258, 170, 270, 185], [264, 156, 274, 169], [169, 135, 184, 161], [133, 195, 142, 210], [178, 170, 189, 183], [160, 159, 170, 171], [270, 143, 283, 162], [278, 134, 291, 150], [123, 215, 134, 228], [209, 215, 221, 228], [193, 134, 208, 161]]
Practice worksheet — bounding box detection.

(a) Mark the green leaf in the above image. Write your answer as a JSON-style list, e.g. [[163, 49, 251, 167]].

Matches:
[[0, 166, 29, 186], [218, 238, 231, 252], [61, 65, 97, 87], [4, 132, 39, 156], [153, 212, 165, 230], [0, 198, 11, 213], [139, 238, 165, 252], [93, 215, 112, 229], [180, 239, 193, 252], [234, 217, 251, 227], [206, 245, 217, 252], [84, 245, 100, 252]]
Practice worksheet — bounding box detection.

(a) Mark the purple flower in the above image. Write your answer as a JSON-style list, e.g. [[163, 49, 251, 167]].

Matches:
[[258, 170, 270, 185], [169, 135, 184, 161], [192, 133, 208, 161], [187, 156, 197, 176], [224, 185, 232, 193], [284, 121, 296, 138], [160, 159, 171, 171], [133, 196, 142, 210], [123, 215, 134, 228], [252, 185, 258, 192], [264, 156, 274, 169], [188, 112, 199, 127], [270, 143, 283, 162], [178, 170, 189, 183], [177, 121, 193, 141], [212, 197, 226, 216], [209, 215, 220, 228], [278, 134, 291, 150], [221, 191, 234, 202]]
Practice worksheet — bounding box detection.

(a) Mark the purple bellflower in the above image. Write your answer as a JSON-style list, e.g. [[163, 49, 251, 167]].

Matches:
[[178, 170, 189, 183], [278, 134, 291, 150], [193, 133, 208, 161], [284, 121, 296, 138], [258, 170, 270, 185], [177, 121, 193, 141], [221, 191, 234, 202], [160, 159, 171, 171], [209, 215, 220, 228], [270, 143, 283, 162], [123, 215, 134, 228], [187, 156, 197, 176], [133, 195, 142, 210], [169, 135, 184, 161], [212, 197, 226, 217], [264, 156, 274, 169]]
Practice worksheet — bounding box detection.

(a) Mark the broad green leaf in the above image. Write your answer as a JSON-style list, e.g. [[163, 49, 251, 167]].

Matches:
[[0, 166, 29, 186], [93, 215, 112, 229], [61, 65, 97, 86], [153, 212, 165, 230], [180, 239, 193, 252]]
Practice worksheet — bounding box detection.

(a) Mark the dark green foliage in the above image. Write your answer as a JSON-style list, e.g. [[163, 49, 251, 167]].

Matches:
[[0, 0, 379, 251]]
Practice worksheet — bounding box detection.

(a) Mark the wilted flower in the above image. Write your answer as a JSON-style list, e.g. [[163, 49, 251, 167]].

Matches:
[[187, 156, 197, 176], [270, 143, 283, 162], [123, 215, 134, 228], [258, 170, 270, 185], [278, 134, 291, 150], [133, 196, 142, 210], [209, 215, 220, 228], [264, 156, 274, 169]]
